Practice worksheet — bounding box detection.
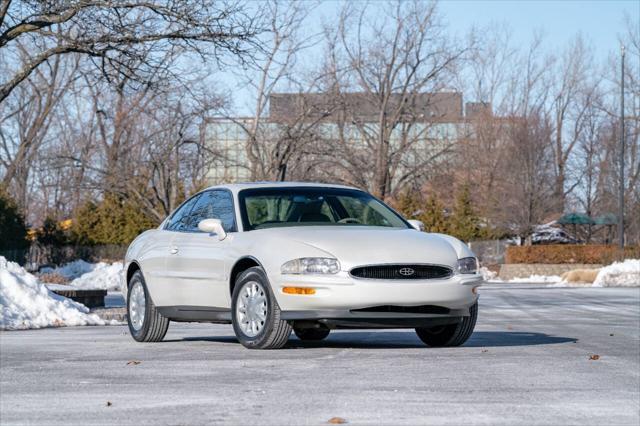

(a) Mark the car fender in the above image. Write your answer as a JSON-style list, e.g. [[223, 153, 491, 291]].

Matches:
[[428, 233, 476, 259]]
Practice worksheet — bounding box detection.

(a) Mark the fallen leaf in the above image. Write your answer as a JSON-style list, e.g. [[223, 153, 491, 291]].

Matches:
[[328, 417, 347, 424], [482, 349, 488, 353], [126, 360, 141, 365], [506, 325, 513, 330], [609, 333, 614, 337], [106, 401, 112, 407], [589, 354, 600, 361]]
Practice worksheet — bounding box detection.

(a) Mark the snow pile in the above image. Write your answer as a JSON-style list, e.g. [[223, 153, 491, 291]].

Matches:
[[0, 257, 104, 330], [68, 262, 123, 291], [509, 274, 562, 283], [480, 267, 498, 281], [40, 259, 102, 281], [593, 259, 640, 287]]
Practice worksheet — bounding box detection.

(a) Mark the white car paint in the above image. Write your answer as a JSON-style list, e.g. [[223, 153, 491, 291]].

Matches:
[[123, 182, 482, 320]]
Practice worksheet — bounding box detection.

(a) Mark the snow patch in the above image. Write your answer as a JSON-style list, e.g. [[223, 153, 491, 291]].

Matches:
[[593, 259, 640, 287], [0, 257, 105, 330], [68, 262, 123, 291], [547, 281, 593, 288]]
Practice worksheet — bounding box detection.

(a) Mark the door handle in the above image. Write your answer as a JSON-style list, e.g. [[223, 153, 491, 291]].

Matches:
[[170, 246, 179, 255]]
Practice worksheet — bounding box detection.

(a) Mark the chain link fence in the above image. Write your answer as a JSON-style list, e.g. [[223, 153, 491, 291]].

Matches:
[[468, 240, 510, 266]]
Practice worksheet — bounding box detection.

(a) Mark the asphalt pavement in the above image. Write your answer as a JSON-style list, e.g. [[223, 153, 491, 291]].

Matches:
[[1, 284, 639, 425]]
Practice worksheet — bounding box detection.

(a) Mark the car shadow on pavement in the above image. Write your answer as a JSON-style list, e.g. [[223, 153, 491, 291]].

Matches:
[[167, 331, 576, 349], [464, 331, 577, 347]]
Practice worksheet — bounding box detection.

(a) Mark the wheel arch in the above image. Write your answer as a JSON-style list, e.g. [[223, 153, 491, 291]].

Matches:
[[126, 261, 142, 288], [229, 256, 264, 296]]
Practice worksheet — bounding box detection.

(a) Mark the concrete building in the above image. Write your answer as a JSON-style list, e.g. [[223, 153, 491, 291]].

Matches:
[[204, 92, 492, 185]]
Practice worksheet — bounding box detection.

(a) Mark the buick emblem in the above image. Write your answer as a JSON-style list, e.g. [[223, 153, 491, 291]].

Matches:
[[399, 267, 415, 276]]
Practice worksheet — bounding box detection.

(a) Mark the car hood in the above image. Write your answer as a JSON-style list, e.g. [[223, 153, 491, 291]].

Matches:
[[258, 226, 461, 270]]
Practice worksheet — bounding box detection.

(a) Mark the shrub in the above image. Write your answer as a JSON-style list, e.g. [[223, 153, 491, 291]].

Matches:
[[505, 245, 640, 264], [36, 217, 70, 246], [0, 187, 28, 250]]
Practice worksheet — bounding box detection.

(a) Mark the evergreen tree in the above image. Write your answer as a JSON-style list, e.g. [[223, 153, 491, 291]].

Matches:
[[420, 194, 449, 234], [72, 194, 157, 245], [449, 184, 483, 242], [395, 190, 423, 219], [0, 187, 29, 250]]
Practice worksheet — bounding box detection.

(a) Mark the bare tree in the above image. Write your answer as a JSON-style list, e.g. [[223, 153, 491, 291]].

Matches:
[[323, 0, 469, 200], [0, 0, 262, 103], [0, 46, 78, 209], [596, 15, 640, 244], [217, 0, 328, 182], [573, 92, 606, 242], [484, 34, 556, 239], [549, 35, 597, 214], [59, 70, 224, 222], [454, 24, 519, 228]]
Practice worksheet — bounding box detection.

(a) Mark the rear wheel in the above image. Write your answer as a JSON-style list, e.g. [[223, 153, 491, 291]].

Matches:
[[294, 327, 330, 341], [415, 302, 477, 347], [231, 267, 292, 349], [127, 270, 169, 342]]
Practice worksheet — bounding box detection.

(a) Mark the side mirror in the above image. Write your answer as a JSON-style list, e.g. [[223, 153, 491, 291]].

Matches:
[[407, 219, 425, 231], [198, 218, 227, 240]]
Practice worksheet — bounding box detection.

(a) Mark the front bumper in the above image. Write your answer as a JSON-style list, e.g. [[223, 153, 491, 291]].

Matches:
[[272, 272, 482, 313]]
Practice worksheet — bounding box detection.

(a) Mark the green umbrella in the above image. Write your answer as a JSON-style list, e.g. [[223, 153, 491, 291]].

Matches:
[[593, 214, 618, 225], [557, 213, 595, 225]]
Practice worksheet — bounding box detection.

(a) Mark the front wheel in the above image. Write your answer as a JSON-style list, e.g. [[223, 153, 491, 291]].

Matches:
[[231, 267, 292, 349], [415, 302, 477, 347], [127, 270, 169, 342]]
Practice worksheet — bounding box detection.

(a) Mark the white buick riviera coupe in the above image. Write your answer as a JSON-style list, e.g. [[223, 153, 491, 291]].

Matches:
[[123, 182, 483, 349]]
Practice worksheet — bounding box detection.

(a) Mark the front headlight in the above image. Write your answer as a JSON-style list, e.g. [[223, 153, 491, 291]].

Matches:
[[281, 258, 340, 275], [457, 257, 478, 274]]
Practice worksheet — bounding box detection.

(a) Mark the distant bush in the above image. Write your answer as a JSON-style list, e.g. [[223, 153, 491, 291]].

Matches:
[[505, 245, 640, 264]]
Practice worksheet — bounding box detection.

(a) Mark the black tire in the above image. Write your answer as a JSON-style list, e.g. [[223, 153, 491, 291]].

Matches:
[[415, 302, 478, 347], [294, 327, 330, 341], [127, 270, 169, 342], [231, 267, 292, 349]]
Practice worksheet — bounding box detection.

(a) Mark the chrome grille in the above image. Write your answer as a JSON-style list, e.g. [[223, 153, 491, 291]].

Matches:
[[349, 264, 453, 280]]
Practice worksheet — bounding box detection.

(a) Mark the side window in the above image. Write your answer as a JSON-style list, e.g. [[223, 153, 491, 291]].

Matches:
[[187, 190, 236, 233], [165, 194, 201, 232]]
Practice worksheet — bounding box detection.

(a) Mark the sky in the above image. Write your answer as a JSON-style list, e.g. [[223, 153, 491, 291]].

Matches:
[[312, 0, 637, 58], [225, 0, 639, 114], [436, 0, 637, 59]]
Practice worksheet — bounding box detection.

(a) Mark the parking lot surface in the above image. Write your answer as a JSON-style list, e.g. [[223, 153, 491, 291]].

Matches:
[[1, 285, 639, 425]]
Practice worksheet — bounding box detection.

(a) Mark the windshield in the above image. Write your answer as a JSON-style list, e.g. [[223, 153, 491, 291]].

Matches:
[[238, 187, 410, 231]]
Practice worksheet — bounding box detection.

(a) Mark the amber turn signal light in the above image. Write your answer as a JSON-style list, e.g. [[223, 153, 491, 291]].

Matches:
[[282, 287, 316, 295]]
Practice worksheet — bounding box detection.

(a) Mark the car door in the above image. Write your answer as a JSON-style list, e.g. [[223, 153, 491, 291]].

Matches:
[[143, 193, 202, 306], [165, 189, 237, 308]]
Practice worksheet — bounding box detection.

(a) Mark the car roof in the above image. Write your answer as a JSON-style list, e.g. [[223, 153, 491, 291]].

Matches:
[[203, 181, 361, 194]]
